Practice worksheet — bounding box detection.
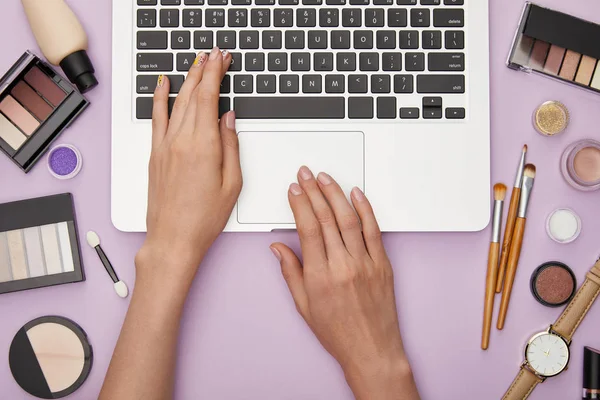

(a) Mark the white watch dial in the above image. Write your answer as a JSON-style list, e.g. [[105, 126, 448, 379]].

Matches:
[[525, 332, 570, 377]]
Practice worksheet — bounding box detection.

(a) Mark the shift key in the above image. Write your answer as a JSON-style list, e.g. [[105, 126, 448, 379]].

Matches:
[[417, 75, 465, 93], [137, 53, 173, 72]]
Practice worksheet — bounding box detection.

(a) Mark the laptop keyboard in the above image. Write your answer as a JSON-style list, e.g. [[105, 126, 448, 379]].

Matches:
[[134, 0, 467, 120]]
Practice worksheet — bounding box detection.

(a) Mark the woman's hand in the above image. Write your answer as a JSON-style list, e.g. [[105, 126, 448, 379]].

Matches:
[[137, 48, 242, 284], [271, 167, 420, 400]]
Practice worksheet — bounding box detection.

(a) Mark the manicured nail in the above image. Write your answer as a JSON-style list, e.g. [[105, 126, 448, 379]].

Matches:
[[156, 75, 165, 89], [299, 166, 313, 181], [225, 111, 236, 130], [317, 172, 333, 185], [270, 246, 282, 262], [193, 52, 207, 66], [290, 183, 303, 196], [209, 47, 220, 60], [221, 49, 229, 59], [352, 187, 366, 202]]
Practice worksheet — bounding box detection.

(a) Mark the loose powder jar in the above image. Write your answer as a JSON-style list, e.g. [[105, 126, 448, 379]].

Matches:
[[530, 262, 577, 307], [546, 208, 582, 244], [533, 101, 570, 136], [47, 144, 82, 179]]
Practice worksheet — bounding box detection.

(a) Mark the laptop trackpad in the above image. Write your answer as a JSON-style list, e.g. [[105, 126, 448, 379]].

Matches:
[[237, 131, 365, 225]]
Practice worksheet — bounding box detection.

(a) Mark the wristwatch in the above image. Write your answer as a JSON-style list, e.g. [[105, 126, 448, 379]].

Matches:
[[502, 258, 600, 400]]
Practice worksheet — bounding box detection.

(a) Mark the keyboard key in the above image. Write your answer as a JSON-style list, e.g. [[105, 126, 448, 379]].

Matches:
[[433, 9, 464, 27], [137, 75, 184, 94], [185, 0, 205, 4], [251, 9, 270, 27], [348, 97, 373, 119], [206, 9, 225, 27], [194, 31, 213, 49], [208, 0, 228, 4], [394, 74, 414, 93], [285, 31, 305, 49], [245, 53, 265, 71], [331, 31, 351, 49], [420, 0, 440, 4], [314, 53, 334, 71], [234, 97, 345, 118], [350, 0, 369, 4], [410, 9, 429, 27], [219, 97, 231, 117], [274, 9, 294, 27], [217, 31, 236, 49], [359, 53, 379, 71], [172, 31, 191, 50], [326, 0, 346, 4], [137, 53, 173, 72], [428, 53, 465, 71], [388, 9, 407, 27], [280, 0, 300, 4], [137, 31, 168, 50], [337, 53, 356, 71], [183, 9, 202, 27], [280, 75, 300, 93], [303, 75, 322, 93], [342, 9, 361, 27], [444, 0, 464, 4], [228, 9, 248, 27], [232, 0, 251, 4], [291, 53, 311, 71], [325, 75, 345, 93], [376, 31, 396, 49], [303, 0, 322, 3], [160, 9, 179, 27], [221, 75, 231, 93], [377, 97, 396, 119], [365, 9, 384, 27], [423, 108, 442, 119], [138, 9, 157, 27], [399, 31, 419, 49], [138, 0, 158, 5], [417, 75, 465, 93], [382, 53, 402, 71], [263, 31, 283, 49], [422, 31, 442, 49], [256, 75, 277, 93], [423, 97, 442, 107], [445, 31, 465, 49], [397, 0, 417, 4], [240, 31, 259, 49], [163, 0, 181, 3], [446, 107, 465, 119], [354, 31, 373, 49], [406, 53, 425, 71], [137, 97, 167, 119], [374, 0, 393, 4], [177, 53, 196, 71], [308, 31, 328, 49], [229, 52, 242, 71], [320, 9, 339, 27], [348, 75, 368, 93], [297, 9, 317, 27], [268, 53, 288, 71], [371, 75, 391, 93], [400, 107, 419, 119], [234, 75, 253, 93], [255, 0, 276, 4]]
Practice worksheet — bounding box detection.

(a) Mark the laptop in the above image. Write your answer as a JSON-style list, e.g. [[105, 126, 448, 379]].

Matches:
[[112, 0, 490, 232]]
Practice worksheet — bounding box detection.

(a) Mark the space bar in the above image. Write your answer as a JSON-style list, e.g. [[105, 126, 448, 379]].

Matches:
[[234, 97, 345, 119]]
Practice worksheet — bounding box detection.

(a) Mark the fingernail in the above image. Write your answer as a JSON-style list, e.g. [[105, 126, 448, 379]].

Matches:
[[317, 172, 333, 185], [299, 166, 313, 181], [270, 246, 282, 262], [221, 49, 229, 59], [193, 52, 207, 67], [156, 75, 165, 89], [290, 183, 303, 196], [209, 47, 220, 60], [225, 111, 236, 130], [352, 187, 366, 202]]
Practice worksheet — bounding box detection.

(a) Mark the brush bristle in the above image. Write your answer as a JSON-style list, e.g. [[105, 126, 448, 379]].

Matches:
[[524, 164, 536, 178], [523, 144, 528, 152], [494, 183, 507, 201], [86, 231, 100, 248]]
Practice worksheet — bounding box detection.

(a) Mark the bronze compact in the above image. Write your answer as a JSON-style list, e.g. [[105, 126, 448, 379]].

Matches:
[[530, 261, 577, 307]]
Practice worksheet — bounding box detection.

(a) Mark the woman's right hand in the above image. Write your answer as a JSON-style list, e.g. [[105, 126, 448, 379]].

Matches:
[[270, 167, 420, 400]]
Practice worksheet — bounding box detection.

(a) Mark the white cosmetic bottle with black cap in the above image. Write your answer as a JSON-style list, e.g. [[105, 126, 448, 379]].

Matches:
[[21, 0, 98, 93]]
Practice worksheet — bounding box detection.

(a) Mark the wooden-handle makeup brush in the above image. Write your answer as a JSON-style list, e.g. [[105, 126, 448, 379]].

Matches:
[[482, 183, 506, 350], [496, 145, 527, 293], [497, 164, 536, 330]]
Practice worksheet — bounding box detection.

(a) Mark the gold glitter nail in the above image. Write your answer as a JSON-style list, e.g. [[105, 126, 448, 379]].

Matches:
[[193, 52, 206, 66], [156, 75, 165, 89], [534, 101, 570, 136]]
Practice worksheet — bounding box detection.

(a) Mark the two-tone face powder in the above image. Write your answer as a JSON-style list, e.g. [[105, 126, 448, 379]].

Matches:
[[561, 139, 600, 191], [9, 316, 92, 399], [530, 262, 577, 307]]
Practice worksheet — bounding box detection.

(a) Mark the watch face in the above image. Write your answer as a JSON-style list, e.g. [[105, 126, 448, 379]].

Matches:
[[525, 332, 570, 377]]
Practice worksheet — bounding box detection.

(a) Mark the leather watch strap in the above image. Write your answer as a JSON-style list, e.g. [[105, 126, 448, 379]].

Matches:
[[553, 260, 600, 342], [502, 367, 542, 400]]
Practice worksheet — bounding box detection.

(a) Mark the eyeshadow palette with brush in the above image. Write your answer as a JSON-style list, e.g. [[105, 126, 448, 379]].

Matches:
[[0, 51, 88, 172], [508, 3, 600, 95]]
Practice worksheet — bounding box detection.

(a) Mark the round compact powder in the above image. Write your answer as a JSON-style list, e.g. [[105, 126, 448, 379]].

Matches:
[[47, 144, 82, 179], [530, 262, 576, 307], [533, 101, 569, 136], [546, 208, 582, 244], [9, 316, 92, 399], [573, 146, 600, 183]]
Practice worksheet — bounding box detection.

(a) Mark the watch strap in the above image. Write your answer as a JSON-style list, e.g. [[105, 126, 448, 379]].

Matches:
[[553, 260, 600, 342], [502, 367, 542, 400]]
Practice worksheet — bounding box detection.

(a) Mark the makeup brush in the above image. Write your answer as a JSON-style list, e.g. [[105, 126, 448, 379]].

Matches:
[[86, 231, 129, 298], [497, 164, 536, 330], [482, 183, 506, 350], [496, 145, 527, 293]]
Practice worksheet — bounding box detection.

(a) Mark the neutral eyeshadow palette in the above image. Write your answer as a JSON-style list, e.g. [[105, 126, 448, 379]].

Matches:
[[0, 194, 85, 295], [508, 3, 600, 95], [0, 51, 88, 172]]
